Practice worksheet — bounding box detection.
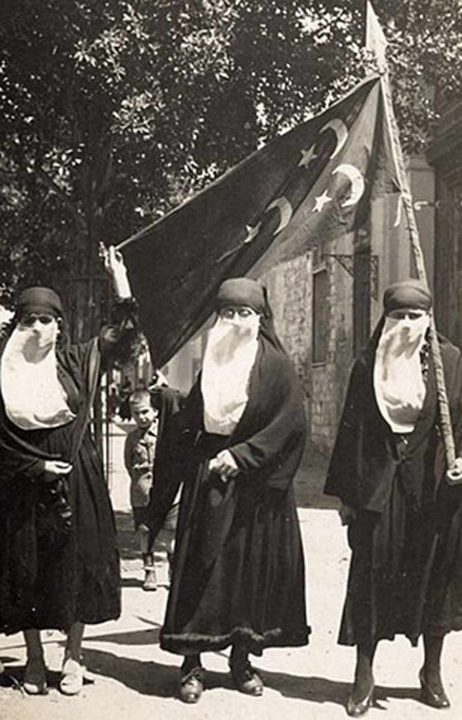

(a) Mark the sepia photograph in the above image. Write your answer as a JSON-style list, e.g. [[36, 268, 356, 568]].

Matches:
[[0, 1, 462, 718]]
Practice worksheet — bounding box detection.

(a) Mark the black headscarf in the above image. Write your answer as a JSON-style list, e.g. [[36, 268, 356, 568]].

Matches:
[[383, 279, 432, 314], [15, 286, 63, 319], [215, 277, 285, 352]]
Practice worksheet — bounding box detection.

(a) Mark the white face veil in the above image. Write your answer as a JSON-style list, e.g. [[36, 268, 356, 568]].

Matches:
[[1, 318, 76, 430], [373, 311, 430, 434], [201, 311, 260, 436]]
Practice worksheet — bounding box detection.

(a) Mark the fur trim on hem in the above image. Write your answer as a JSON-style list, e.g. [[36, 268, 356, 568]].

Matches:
[[161, 625, 311, 656]]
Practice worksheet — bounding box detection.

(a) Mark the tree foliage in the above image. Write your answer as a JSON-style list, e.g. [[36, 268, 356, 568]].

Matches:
[[0, 0, 461, 332]]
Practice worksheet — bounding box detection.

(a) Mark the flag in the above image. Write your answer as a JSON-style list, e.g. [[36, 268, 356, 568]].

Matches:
[[365, 1, 388, 74], [118, 75, 399, 367]]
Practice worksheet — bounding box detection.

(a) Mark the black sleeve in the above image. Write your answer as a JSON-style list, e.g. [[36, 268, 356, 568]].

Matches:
[[324, 359, 366, 507], [99, 297, 142, 370], [229, 356, 307, 490]]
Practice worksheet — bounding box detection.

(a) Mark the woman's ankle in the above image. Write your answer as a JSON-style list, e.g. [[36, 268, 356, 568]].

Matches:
[[181, 654, 202, 674], [26, 652, 45, 664], [24, 629, 44, 658], [229, 646, 249, 669]]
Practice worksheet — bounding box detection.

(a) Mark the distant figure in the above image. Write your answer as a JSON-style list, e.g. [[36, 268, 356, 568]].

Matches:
[[325, 279, 462, 717], [118, 376, 133, 420], [124, 387, 181, 591], [107, 382, 119, 420]]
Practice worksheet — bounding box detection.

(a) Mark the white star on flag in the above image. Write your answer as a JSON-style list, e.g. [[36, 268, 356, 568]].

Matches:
[[313, 190, 332, 213], [298, 145, 317, 167], [243, 222, 262, 244]]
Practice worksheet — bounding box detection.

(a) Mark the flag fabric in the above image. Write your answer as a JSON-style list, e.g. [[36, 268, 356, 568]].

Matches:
[[118, 75, 399, 367], [365, 1, 388, 73]]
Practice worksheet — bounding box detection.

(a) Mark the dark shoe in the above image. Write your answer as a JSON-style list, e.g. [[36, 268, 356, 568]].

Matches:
[[179, 667, 204, 704], [143, 567, 158, 592], [231, 661, 264, 696], [346, 682, 374, 717], [419, 669, 451, 709]]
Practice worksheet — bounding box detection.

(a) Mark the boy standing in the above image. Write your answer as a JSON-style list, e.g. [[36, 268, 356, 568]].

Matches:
[[124, 388, 177, 591]]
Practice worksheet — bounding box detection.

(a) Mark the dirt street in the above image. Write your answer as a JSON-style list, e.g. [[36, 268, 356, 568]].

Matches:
[[1, 425, 461, 720]]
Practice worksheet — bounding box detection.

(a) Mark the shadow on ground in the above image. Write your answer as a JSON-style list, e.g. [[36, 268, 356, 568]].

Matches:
[[83, 626, 161, 647], [261, 666, 421, 706], [19, 646, 420, 710]]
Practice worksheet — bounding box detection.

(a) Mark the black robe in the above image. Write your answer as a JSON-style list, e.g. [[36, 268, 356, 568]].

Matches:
[[0, 299, 138, 634], [325, 327, 462, 646], [149, 325, 309, 656]]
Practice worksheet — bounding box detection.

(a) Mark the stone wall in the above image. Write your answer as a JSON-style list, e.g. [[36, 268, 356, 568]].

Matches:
[[311, 233, 354, 453], [261, 253, 312, 396]]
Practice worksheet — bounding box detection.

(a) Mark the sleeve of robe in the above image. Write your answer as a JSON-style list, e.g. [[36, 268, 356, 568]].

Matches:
[[447, 347, 462, 454], [98, 297, 141, 369], [0, 434, 47, 482], [323, 358, 367, 508], [228, 350, 307, 491], [435, 341, 462, 490], [144, 386, 191, 540]]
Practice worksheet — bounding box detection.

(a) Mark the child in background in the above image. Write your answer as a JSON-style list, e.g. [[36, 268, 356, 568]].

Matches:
[[124, 388, 178, 591]]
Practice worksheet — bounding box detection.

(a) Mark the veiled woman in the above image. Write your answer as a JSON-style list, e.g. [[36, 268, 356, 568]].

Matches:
[[149, 277, 309, 703], [0, 247, 138, 696], [325, 279, 462, 716]]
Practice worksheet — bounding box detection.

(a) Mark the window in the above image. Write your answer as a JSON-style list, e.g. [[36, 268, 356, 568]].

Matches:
[[312, 268, 329, 363]]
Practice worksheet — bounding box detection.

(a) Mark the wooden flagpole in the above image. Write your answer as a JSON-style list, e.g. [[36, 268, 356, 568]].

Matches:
[[380, 72, 462, 482]]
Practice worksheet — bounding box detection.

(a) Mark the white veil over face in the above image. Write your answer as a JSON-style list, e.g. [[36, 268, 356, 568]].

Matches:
[[201, 312, 260, 436], [373, 311, 430, 434], [1, 319, 76, 431]]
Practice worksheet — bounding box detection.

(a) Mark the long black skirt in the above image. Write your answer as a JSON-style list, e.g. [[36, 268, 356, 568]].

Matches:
[[0, 426, 120, 635], [160, 434, 309, 656], [339, 470, 462, 647]]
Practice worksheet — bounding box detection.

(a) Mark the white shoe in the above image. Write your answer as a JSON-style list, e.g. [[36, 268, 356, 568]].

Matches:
[[60, 657, 84, 696]]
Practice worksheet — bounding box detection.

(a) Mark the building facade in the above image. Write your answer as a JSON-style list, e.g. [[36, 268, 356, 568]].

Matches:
[[429, 98, 462, 349]]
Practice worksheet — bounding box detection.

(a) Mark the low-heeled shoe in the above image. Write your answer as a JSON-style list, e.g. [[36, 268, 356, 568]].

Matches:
[[231, 662, 264, 696], [179, 667, 204, 704], [346, 683, 374, 717]]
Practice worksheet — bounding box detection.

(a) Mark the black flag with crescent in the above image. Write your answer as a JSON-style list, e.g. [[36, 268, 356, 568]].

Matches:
[[117, 75, 399, 367]]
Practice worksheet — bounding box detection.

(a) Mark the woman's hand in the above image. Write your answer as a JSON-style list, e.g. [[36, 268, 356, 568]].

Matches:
[[447, 456, 462, 484], [339, 503, 356, 526], [452, 457, 462, 474], [209, 450, 239, 483], [44, 460, 73, 477], [99, 243, 132, 299]]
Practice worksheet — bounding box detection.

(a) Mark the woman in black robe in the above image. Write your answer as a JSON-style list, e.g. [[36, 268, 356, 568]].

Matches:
[[149, 278, 309, 703], [0, 247, 139, 696], [325, 280, 462, 717]]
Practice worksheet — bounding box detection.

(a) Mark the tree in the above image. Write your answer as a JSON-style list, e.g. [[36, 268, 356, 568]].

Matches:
[[376, 0, 462, 151], [0, 0, 461, 336]]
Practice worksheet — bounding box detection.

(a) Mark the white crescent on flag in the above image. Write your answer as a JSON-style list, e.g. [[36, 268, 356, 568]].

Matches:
[[267, 196, 293, 234], [332, 164, 365, 207]]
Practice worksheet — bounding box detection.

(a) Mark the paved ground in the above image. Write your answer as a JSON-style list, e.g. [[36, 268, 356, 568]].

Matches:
[[1, 423, 461, 720]]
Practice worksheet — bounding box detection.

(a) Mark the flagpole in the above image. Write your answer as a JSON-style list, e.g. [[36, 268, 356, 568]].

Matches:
[[379, 72, 462, 483]]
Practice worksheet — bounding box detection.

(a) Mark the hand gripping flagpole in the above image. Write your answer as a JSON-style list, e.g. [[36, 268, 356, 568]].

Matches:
[[380, 73, 462, 484]]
